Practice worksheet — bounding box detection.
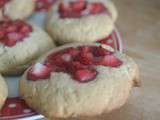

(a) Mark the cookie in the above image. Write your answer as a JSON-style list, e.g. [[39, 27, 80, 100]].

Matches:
[[0, 19, 55, 75], [20, 43, 140, 119], [45, 0, 117, 45], [0, 0, 35, 20], [0, 74, 8, 110]]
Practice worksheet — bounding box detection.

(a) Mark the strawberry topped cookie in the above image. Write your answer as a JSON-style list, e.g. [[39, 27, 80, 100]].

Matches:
[[45, 0, 117, 44], [20, 43, 140, 119], [0, 74, 8, 110], [0, 0, 35, 20], [0, 19, 55, 75]]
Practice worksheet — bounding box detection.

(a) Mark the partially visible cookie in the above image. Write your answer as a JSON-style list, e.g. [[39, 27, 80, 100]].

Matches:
[[45, 0, 117, 44], [20, 43, 140, 119], [0, 19, 56, 75], [0, 74, 8, 110], [0, 0, 35, 20]]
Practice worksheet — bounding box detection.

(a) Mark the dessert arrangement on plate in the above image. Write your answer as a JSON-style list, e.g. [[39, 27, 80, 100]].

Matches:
[[0, 0, 140, 120]]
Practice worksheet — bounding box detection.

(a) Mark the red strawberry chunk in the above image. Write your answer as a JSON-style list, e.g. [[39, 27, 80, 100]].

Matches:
[[73, 69, 97, 82], [48, 54, 66, 67], [2, 37, 17, 46], [67, 61, 86, 73], [0, 0, 9, 8], [97, 54, 123, 67], [61, 53, 72, 62], [71, 61, 84, 70], [0, 28, 5, 38], [44, 61, 65, 72], [97, 34, 115, 48], [65, 47, 79, 57], [20, 25, 32, 35], [70, 0, 86, 12], [89, 3, 106, 14], [6, 24, 17, 33], [59, 1, 108, 18], [27, 63, 51, 81], [79, 46, 90, 52], [59, 3, 70, 13], [93, 46, 112, 56], [35, 0, 57, 12], [79, 52, 93, 65], [97, 34, 113, 44], [7, 32, 23, 41], [0, 20, 32, 47]]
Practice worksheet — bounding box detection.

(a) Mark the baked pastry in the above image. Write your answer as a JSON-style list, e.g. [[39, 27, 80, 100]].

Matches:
[[0, 74, 8, 110], [0, 19, 55, 75], [45, 0, 117, 44], [0, 0, 35, 20], [20, 43, 140, 119], [35, 0, 57, 12]]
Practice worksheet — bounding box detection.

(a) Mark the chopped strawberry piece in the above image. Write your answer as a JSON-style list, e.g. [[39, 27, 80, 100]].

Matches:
[[7, 32, 23, 41], [97, 34, 115, 48], [97, 34, 113, 44], [78, 52, 93, 65], [13, 20, 25, 27], [44, 62, 64, 72], [35, 0, 57, 12], [67, 61, 86, 73], [73, 69, 97, 82], [6, 24, 17, 33], [70, 0, 86, 12], [65, 47, 79, 57], [58, 1, 109, 18], [61, 53, 72, 62], [27, 63, 51, 81], [2, 37, 17, 47], [71, 61, 84, 69], [20, 25, 32, 35], [48, 53, 67, 67], [0, 0, 9, 8], [89, 3, 106, 14], [97, 54, 123, 67], [79, 46, 90, 52], [0, 28, 5, 38], [0, 20, 32, 47], [93, 46, 112, 56], [59, 3, 70, 13]]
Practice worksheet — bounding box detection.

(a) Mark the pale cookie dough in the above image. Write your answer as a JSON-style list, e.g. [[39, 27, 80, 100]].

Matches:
[[20, 43, 140, 119], [0, 20, 56, 75], [45, 0, 117, 44], [0, 0, 35, 20], [0, 74, 8, 110]]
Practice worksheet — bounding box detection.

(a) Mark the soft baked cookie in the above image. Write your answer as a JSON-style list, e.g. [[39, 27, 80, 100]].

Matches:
[[45, 0, 117, 44], [0, 74, 8, 110], [20, 43, 140, 119], [0, 0, 35, 20], [0, 19, 55, 75]]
